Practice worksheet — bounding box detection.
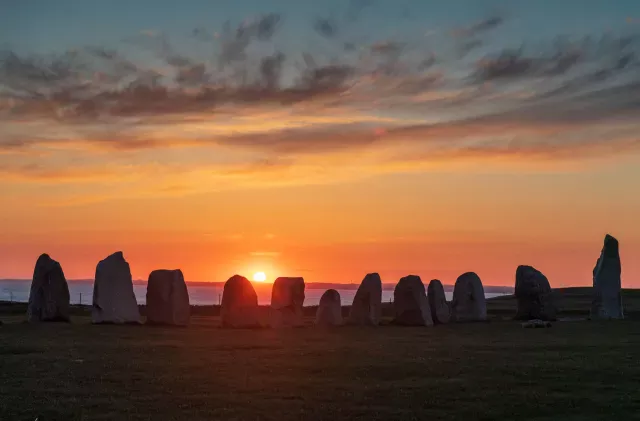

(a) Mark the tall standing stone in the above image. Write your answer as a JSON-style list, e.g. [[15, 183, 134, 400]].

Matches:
[[221, 275, 261, 328], [393, 275, 433, 326], [146, 269, 190, 326], [427, 279, 450, 324], [92, 251, 141, 324], [451, 272, 487, 322], [270, 277, 305, 327], [591, 234, 624, 319], [315, 289, 343, 326], [348, 273, 382, 325], [515, 265, 556, 321], [27, 254, 70, 322]]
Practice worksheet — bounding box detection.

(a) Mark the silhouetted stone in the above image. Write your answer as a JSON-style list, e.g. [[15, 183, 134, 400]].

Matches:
[[515, 265, 556, 321], [393, 275, 433, 326], [348, 273, 382, 325], [92, 251, 140, 324], [315, 289, 342, 326], [270, 277, 305, 327], [221, 275, 260, 328], [591, 234, 624, 319], [427, 279, 450, 324], [146, 269, 190, 326], [451, 272, 487, 322], [27, 254, 70, 322]]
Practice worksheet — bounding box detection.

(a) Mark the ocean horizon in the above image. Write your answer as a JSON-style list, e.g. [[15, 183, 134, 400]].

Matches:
[[0, 279, 511, 306]]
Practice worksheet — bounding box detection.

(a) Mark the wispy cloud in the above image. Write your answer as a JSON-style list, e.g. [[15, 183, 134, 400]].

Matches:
[[1, 5, 640, 197], [451, 15, 505, 39]]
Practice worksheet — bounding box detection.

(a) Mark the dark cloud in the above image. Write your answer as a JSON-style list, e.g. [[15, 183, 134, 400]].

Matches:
[[452, 15, 504, 39], [474, 33, 639, 83], [475, 49, 534, 80], [417, 54, 436, 71], [259, 52, 286, 89], [370, 41, 405, 56], [299, 64, 355, 91], [314, 17, 339, 38], [457, 39, 483, 57], [218, 14, 283, 67], [238, 14, 282, 41], [175, 63, 209, 86], [343, 42, 357, 52]]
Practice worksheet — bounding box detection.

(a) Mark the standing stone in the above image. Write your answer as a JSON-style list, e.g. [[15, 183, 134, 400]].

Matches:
[[221, 275, 261, 328], [591, 234, 624, 319], [27, 254, 70, 322], [451, 272, 487, 322], [146, 269, 190, 326], [515, 265, 556, 321], [315, 289, 343, 326], [348, 273, 382, 325], [427, 279, 450, 324], [393, 275, 433, 326], [270, 277, 305, 327], [92, 251, 140, 324]]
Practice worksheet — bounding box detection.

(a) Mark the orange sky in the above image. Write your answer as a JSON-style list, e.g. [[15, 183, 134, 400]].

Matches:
[[3, 166, 640, 286], [2, 2, 640, 286]]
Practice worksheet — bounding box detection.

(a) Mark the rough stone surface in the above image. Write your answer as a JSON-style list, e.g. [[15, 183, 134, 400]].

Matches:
[[146, 269, 190, 326], [427, 279, 450, 324], [393, 275, 433, 326], [27, 254, 70, 322], [270, 277, 305, 327], [221, 275, 261, 328], [591, 234, 624, 319], [515, 265, 556, 321], [522, 319, 552, 328], [347, 273, 382, 325], [451, 272, 487, 322], [92, 251, 141, 324], [315, 289, 343, 326]]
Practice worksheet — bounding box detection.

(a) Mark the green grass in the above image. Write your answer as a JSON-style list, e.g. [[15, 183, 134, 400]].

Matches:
[[1, 288, 639, 421]]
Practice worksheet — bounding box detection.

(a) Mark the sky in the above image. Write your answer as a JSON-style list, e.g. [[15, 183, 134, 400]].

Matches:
[[1, 0, 640, 286]]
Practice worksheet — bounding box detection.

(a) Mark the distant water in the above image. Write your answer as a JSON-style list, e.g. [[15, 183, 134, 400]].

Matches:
[[0, 280, 506, 306]]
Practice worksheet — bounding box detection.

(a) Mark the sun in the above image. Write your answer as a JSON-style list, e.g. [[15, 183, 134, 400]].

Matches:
[[252, 271, 267, 282]]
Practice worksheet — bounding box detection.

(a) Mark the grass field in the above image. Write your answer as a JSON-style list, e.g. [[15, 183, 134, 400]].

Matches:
[[1, 288, 639, 421]]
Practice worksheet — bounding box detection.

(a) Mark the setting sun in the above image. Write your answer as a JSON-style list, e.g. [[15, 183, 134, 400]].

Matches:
[[252, 272, 267, 282]]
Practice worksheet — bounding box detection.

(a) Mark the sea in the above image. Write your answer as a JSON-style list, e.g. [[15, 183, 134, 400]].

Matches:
[[0, 279, 507, 306]]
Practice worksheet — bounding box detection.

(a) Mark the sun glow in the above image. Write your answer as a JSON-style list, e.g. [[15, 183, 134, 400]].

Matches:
[[252, 271, 267, 282]]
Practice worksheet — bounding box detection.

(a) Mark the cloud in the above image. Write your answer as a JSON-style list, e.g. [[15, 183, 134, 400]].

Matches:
[[473, 33, 638, 83], [314, 17, 339, 38], [1, 10, 640, 198], [452, 15, 504, 39]]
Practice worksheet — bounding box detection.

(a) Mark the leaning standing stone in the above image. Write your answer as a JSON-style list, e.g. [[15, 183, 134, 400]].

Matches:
[[347, 273, 382, 325], [591, 234, 624, 319]]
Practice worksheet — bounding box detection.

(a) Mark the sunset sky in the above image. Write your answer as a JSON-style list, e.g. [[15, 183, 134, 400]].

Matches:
[[2, 0, 640, 286]]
